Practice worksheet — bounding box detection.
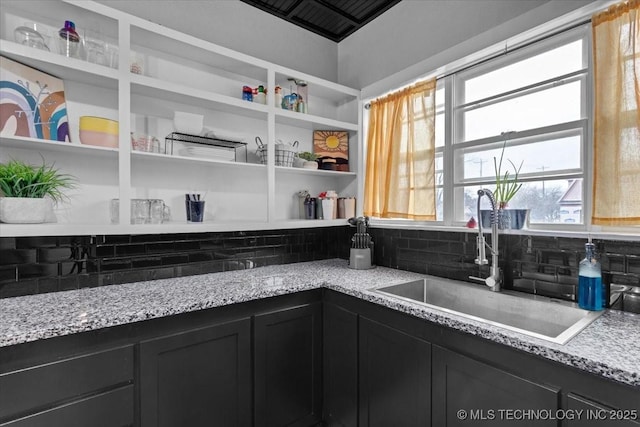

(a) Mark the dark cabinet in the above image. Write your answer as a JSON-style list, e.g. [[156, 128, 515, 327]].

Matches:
[[0, 346, 134, 427], [254, 302, 322, 427], [323, 302, 358, 427], [139, 318, 252, 427], [566, 393, 640, 426], [2, 387, 134, 427], [432, 345, 559, 427], [358, 317, 431, 427]]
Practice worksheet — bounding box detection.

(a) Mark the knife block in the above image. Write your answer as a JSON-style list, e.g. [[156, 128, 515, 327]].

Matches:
[[349, 245, 374, 270]]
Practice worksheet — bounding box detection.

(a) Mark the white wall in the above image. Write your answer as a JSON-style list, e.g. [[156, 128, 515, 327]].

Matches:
[[97, 0, 339, 82], [338, 0, 591, 93]]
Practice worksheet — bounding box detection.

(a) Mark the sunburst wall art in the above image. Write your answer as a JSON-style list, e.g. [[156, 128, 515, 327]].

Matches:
[[313, 130, 348, 171], [0, 56, 70, 142]]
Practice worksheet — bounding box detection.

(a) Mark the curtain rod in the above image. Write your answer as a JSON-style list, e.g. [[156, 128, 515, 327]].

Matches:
[[364, 18, 591, 110]]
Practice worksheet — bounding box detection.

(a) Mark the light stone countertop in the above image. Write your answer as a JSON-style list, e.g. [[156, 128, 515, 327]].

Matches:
[[1, 259, 639, 387]]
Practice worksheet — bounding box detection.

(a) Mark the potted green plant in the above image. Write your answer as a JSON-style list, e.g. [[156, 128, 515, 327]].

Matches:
[[0, 159, 76, 224], [490, 140, 528, 229], [493, 140, 523, 210], [296, 151, 319, 169]]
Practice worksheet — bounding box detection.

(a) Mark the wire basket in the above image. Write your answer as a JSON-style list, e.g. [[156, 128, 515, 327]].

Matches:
[[255, 138, 299, 167]]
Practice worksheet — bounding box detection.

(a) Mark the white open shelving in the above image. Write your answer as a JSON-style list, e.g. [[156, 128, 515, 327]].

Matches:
[[0, 0, 361, 237]]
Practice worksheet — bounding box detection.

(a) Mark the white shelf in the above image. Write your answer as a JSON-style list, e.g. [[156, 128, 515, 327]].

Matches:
[[275, 166, 356, 177], [0, 219, 349, 237], [0, 0, 361, 237], [274, 109, 358, 131], [130, 75, 269, 120], [132, 150, 264, 170], [0, 40, 119, 90], [0, 135, 118, 156]]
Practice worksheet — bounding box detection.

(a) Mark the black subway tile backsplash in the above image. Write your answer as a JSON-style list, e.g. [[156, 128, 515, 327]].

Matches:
[[2, 226, 637, 314], [0, 226, 350, 298], [370, 228, 639, 313]]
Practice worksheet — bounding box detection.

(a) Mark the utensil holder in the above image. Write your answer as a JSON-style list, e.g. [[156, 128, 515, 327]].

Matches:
[[349, 247, 373, 270], [188, 200, 205, 222]]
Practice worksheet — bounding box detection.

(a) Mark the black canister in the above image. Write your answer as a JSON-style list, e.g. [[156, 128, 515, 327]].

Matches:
[[304, 197, 316, 220]]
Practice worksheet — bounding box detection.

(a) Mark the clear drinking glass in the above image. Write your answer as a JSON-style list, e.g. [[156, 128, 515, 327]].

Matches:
[[110, 199, 119, 224], [149, 199, 165, 224], [14, 22, 49, 51], [131, 199, 150, 224], [83, 28, 106, 65]]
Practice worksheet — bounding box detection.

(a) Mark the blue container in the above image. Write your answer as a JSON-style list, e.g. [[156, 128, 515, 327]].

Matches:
[[480, 209, 529, 230], [578, 242, 603, 311]]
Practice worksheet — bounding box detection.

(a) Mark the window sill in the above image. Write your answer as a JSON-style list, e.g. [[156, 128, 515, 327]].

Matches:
[[368, 219, 640, 242]]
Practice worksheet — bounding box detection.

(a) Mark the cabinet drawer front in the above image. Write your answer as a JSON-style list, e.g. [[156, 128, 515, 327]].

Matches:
[[1, 385, 134, 427], [0, 346, 133, 421]]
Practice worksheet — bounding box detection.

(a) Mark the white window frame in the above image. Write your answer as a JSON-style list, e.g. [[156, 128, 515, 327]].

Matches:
[[363, 2, 639, 237]]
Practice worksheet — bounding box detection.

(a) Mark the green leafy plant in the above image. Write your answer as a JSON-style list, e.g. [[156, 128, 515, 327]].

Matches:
[[297, 151, 319, 161], [0, 159, 76, 203], [493, 140, 523, 209]]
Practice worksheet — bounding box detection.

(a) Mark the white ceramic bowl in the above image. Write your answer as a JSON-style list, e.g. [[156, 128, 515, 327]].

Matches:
[[173, 111, 203, 135]]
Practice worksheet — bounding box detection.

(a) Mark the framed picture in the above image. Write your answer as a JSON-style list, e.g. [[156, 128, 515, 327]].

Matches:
[[0, 56, 70, 142], [313, 130, 349, 170]]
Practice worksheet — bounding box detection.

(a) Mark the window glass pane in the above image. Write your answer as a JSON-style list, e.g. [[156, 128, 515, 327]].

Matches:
[[436, 187, 443, 221], [435, 112, 445, 147], [460, 179, 583, 224], [462, 80, 582, 141], [464, 40, 583, 103], [460, 135, 581, 181]]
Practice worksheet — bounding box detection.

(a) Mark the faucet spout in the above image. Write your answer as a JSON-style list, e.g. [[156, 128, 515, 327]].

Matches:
[[471, 189, 502, 291]]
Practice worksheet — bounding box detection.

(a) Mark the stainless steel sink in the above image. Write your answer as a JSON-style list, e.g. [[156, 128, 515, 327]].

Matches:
[[373, 278, 604, 344]]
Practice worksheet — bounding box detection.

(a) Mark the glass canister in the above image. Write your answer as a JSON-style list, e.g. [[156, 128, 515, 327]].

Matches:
[[296, 80, 308, 113]]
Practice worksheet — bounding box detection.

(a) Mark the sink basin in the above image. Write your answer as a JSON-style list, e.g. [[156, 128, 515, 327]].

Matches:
[[373, 278, 604, 344]]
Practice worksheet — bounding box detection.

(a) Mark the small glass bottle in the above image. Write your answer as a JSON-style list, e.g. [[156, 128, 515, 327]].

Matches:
[[58, 20, 80, 58], [577, 241, 603, 311]]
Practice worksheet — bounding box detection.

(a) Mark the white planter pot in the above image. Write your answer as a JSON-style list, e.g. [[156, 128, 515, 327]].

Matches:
[[0, 197, 49, 223], [302, 161, 318, 169], [293, 157, 305, 168]]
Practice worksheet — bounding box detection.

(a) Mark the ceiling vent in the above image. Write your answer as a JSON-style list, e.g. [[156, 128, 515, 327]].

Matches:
[[240, 0, 402, 42]]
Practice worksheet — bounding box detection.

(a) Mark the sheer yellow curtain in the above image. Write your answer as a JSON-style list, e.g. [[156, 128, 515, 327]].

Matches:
[[592, 0, 640, 226], [364, 79, 437, 220]]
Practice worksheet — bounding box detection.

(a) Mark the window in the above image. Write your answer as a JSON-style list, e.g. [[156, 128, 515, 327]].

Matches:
[[452, 27, 589, 225], [370, 24, 592, 228]]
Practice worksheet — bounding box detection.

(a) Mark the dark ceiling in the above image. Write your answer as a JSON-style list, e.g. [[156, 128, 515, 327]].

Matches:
[[239, 0, 403, 42]]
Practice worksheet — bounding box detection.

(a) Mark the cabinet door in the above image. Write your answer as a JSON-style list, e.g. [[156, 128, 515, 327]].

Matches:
[[139, 318, 252, 427], [359, 317, 431, 427], [432, 346, 559, 427], [566, 393, 640, 426], [323, 303, 358, 427], [254, 302, 322, 427]]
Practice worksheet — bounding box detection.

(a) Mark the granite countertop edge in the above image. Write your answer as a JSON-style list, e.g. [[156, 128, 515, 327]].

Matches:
[[1, 259, 638, 388]]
